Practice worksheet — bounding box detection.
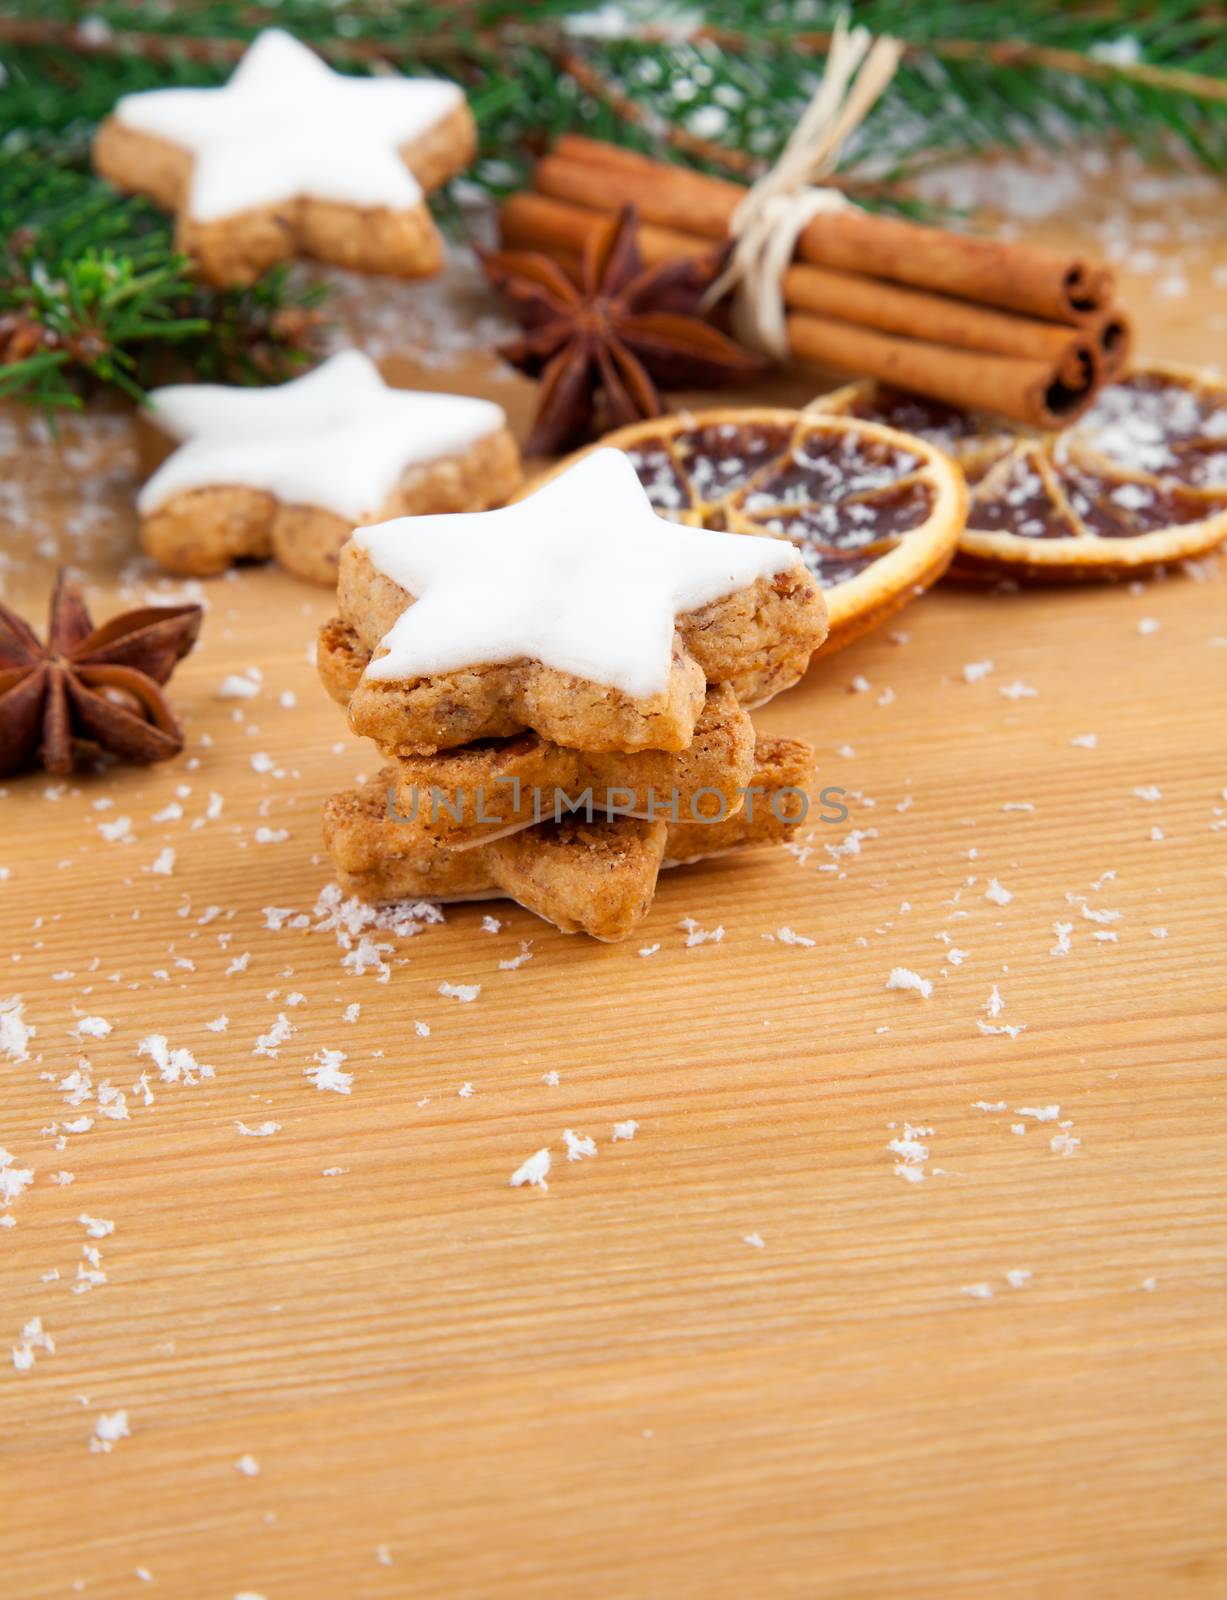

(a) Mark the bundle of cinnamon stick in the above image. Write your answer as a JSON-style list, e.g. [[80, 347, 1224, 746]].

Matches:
[[499, 135, 1132, 430]]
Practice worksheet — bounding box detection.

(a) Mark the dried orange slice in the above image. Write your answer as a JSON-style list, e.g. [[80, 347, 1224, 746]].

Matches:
[[814, 364, 1227, 580], [546, 408, 966, 653]]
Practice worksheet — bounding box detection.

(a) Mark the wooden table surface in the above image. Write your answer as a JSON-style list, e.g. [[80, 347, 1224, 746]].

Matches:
[[3, 166, 1226, 1599]]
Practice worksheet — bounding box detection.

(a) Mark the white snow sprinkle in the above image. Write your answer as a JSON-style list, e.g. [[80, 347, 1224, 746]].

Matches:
[[1006, 1269, 1032, 1289], [1133, 785, 1162, 802], [743, 1232, 766, 1249], [439, 982, 480, 1002], [679, 916, 724, 947], [510, 1149, 551, 1190], [1070, 733, 1098, 749], [137, 1035, 213, 1085], [888, 1121, 932, 1183], [984, 878, 1013, 906], [236, 1120, 280, 1138], [612, 1120, 638, 1142], [235, 1454, 260, 1477], [79, 1214, 114, 1239], [961, 1283, 994, 1301], [0, 997, 34, 1062], [499, 942, 534, 971], [90, 1410, 130, 1453], [71, 1015, 112, 1041], [563, 1129, 597, 1162], [963, 660, 994, 683], [216, 671, 261, 700], [305, 1049, 351, 1095], [886, 966, 932, 999], [253, 1014, 294, 1057], [769, 926, 816, 947], [998, 680, 1038, 700]]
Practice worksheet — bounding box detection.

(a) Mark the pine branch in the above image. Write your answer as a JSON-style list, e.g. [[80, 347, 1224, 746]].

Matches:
[[0, 155, 327, 411]]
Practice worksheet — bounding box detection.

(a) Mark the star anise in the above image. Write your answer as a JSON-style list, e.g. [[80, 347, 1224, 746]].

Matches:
[[0, 572, 203, 778], [482, 205, 766, 454]]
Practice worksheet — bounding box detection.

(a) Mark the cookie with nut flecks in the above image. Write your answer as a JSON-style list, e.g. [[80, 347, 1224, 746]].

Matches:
[[138, 351, 521, 586], [330, 447, 827, 757], [323, 732, 814, 940], [93, 29, 475, 287]]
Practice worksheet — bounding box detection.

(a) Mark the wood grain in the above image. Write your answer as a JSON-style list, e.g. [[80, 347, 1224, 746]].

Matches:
[[2, 171, 1227, 1599]]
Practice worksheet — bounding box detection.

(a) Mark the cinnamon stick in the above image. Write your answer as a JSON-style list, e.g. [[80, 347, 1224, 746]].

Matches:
[[500, 192, 1108, 403], [539, 138, 1114, 326], [787, 314, 1088, 429]]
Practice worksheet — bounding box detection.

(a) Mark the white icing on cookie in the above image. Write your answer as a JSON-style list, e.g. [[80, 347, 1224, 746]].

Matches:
[[139, 350, 506, 523], [356, 449, 805, 698], [113, 29, 463, 222]]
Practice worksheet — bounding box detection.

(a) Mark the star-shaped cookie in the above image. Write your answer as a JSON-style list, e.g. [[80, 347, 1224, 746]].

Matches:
[[336, 447, 828, 753], [139, 351, 521, 585], [322, 732, 815, 939], [93, 29, 475, 285]]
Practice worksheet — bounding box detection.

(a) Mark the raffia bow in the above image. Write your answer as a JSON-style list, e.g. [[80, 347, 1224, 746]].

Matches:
[[704, 14, 904, 360]]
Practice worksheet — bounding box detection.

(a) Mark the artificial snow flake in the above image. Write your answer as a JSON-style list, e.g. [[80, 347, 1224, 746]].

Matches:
[[1, 1148, 35, 1207], [305, 1050, 352, 1094], [90, 1410, 130, 1453], [439, 982, 480, 1002], [0, 997, 34, 1062], [253, 1014, 294, 1057], [70, 1015, 112, 1041], [886, 966, 932, 999], [510, 1149, 551, 1190], [563, 1129, 597, 1162], [137, 1035, 213, 1085]]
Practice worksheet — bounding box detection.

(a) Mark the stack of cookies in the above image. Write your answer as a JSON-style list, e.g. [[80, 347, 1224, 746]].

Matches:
[[317, 449, 827, 941]]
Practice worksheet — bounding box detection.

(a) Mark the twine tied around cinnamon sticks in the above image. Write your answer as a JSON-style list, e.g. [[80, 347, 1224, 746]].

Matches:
[[705, 15, 903, 361]]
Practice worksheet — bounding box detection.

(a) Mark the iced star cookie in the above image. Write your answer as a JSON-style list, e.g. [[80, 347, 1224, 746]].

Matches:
[[138, 352, 520, 585], [93, 29, 475, 286], [814, 365, 1227, 580], [322, 734, 814, 940], [332, 448, 827, 756]]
